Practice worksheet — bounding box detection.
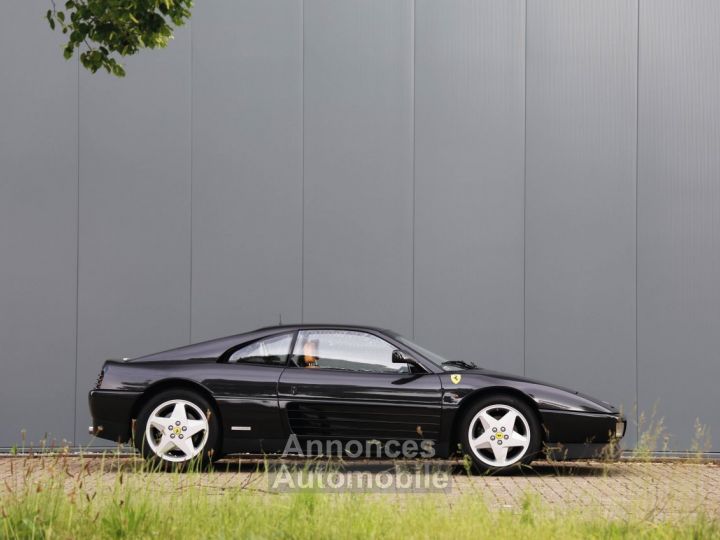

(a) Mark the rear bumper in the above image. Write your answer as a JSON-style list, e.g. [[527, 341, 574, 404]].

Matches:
[[88, 389, 141, 443]]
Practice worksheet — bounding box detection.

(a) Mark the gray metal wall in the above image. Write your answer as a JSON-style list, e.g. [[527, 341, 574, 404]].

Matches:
[[1, 0, 719, 452]]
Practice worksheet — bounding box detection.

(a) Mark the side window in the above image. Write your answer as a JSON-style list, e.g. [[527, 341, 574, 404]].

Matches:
[[228, 333, 293, 366], [292, 330, 406, 373]]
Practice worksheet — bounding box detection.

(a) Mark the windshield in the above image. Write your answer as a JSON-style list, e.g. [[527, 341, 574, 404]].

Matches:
[[393, 335, 472, 371]]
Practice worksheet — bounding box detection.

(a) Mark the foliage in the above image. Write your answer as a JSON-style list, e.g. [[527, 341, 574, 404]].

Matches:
[[1, 454, 719, 540], [46, 0, 193, 77]]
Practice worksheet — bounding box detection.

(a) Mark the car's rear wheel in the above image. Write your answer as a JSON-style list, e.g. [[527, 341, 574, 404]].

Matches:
[[459, 394, 541, 473], [135, 389, 220, 469]]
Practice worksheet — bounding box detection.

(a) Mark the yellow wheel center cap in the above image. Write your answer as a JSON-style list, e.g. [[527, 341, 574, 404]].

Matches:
[[174, 427, 181, 435]]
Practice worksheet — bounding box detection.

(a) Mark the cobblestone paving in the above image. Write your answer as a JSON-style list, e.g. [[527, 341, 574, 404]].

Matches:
[[1, 456, 718, 520]]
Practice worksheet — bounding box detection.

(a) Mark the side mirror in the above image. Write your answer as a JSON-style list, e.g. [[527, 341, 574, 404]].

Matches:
[[392, 349, 419, 367]]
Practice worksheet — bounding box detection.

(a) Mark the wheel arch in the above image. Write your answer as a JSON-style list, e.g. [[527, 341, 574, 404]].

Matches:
[[130, 378, 224, 450], [450, 386, 545, 451]]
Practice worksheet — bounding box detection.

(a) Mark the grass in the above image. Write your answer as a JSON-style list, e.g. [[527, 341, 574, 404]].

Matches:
[[1, 412, 716, 539], [1, 454, 719, 539]]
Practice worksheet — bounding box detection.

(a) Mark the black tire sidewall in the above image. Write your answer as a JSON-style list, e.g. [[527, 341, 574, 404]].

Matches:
[[134, 389, 221, 468], [459, 394, 542, 473]]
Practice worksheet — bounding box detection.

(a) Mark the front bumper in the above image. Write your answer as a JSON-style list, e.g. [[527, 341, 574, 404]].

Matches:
[[540, 409, 625, 444], [88, 389, 141, 443], [539, 409, 625, 461], [544, 441, 621, 461]]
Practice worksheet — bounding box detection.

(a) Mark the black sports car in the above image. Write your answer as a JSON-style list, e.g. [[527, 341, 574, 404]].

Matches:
[[89, 325, 626, 471]]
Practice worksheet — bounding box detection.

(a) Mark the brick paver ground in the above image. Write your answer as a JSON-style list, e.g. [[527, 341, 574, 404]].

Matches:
[[1, 455, 718, 520]]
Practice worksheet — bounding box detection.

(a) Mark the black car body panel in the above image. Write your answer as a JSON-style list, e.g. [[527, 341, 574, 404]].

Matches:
[[89, 325, 625, 459]]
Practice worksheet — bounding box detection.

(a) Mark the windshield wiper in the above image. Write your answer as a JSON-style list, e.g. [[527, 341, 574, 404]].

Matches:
[[441, 360, 477, 370]]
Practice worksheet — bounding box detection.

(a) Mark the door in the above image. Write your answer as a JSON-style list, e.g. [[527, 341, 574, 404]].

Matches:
[[278, 329, 443, 448]]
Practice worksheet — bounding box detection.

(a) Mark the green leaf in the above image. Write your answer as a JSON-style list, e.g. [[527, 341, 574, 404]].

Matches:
[[47, 0, 193, 77], [112, 63, 126, 77]]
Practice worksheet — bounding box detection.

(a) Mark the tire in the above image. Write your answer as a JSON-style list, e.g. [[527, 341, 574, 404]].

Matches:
[[459, 394, 541, 473], [134, 389, 221, 470]]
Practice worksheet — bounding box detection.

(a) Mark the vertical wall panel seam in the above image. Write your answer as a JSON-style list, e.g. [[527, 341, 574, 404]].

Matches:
[[522, 0, 528, 377], [411, 0, 416, 339], [635, 0, 641, 444], [300, 0, 305, 324], [73, 52, 80, 443], [189, 18, 194, 344]]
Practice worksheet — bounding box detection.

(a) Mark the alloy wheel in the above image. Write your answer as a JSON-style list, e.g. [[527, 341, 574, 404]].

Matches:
[[144, 399, 209, 462], [467, 403, 531, 468]]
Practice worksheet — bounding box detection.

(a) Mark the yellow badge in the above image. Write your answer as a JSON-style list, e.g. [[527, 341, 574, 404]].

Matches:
[[450, 374, 462, 385]]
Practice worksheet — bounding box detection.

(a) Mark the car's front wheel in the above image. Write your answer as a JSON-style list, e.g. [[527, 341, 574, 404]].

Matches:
[[135, 389, 220, 468], [460, 394, 541, 473]]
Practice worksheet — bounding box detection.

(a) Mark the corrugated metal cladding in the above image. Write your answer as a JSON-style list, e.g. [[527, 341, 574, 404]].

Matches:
[[0, 0, 718, 452]]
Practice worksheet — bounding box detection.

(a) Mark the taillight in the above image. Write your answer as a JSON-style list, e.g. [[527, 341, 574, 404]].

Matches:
[[95, 368, 105, 389]]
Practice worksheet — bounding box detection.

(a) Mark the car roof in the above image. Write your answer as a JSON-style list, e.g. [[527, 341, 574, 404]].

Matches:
[[253, 323, 398, 335], [130, 324, 401, 362]]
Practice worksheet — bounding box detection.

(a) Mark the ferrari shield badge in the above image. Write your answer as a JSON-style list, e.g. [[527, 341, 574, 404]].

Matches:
[[450, 374, 462, 385]]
